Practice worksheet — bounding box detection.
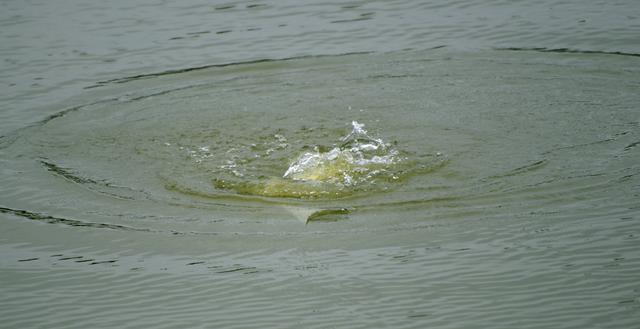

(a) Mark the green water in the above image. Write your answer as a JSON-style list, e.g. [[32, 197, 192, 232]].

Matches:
[[1, 1, 640, 328]]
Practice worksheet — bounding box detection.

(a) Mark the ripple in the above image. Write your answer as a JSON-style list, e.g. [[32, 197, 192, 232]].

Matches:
[[1, 48, 639, 237], [3, 2, 640, 328]]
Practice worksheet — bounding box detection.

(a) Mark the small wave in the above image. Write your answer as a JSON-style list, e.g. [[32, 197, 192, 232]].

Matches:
[[85, 52, 374, 89], [0, 206, 152, 232], [497, 47, 640, 58]]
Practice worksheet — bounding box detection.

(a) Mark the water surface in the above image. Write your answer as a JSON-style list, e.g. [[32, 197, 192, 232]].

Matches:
[[1, 1, 639, 328]]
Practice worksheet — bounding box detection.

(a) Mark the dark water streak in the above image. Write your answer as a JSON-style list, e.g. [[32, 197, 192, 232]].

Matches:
[[0, 206, 153, 233]]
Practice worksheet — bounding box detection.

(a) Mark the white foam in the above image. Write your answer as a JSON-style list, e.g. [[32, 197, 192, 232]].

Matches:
[[283, 121, 400, 186]]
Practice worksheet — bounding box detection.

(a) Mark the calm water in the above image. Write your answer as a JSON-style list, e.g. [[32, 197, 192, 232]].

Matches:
[[1, 1, 640, 328]]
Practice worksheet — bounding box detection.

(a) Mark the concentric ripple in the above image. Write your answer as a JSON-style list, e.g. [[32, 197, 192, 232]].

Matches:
[[1, 49, 639, 235]]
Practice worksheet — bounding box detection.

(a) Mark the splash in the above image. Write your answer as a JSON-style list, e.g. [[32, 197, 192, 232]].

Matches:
[[282, 121, 400, 186], [212, 121, 410, 199]]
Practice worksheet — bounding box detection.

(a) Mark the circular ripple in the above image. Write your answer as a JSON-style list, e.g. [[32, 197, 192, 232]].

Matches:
[[2, 49, 639, 236]]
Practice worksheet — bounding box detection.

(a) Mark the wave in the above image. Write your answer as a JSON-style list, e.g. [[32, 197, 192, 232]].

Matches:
[[497, 47, 640, 58]]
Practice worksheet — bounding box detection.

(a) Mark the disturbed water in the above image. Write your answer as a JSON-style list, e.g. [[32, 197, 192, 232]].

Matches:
[[1, 1, 640, 328]]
